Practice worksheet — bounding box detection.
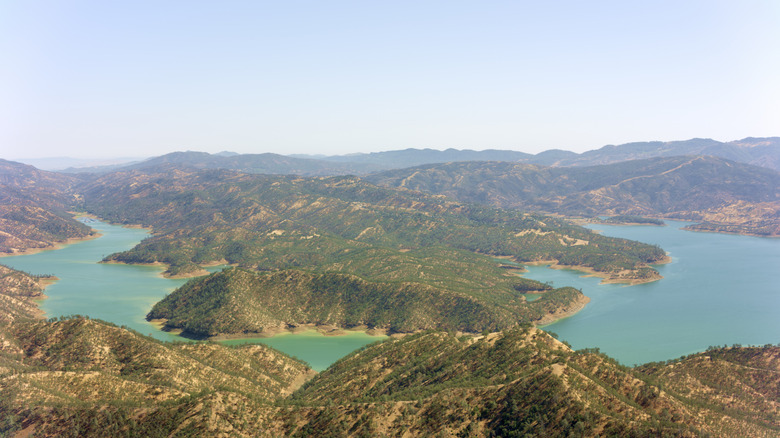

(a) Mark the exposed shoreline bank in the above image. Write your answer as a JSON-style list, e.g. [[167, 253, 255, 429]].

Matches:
[[0, 232, 102, 259], [521, 257, 670, 285], [148, 319, 391, 341], [535, 293, 591, 326]]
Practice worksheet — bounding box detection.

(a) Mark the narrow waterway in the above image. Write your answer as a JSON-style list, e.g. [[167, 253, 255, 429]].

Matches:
[[1, 219, 384, 370]]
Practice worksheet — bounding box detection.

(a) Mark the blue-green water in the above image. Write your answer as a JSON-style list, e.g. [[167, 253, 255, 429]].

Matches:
[[1, 219, 384, 370], [527, 221, 780, 365], [4, 218, 777, 369], [3, 220, 191, 342], [221, 330, 386, 371]]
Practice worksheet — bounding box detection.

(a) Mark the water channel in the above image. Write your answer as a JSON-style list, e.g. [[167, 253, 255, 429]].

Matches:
[[3, 218, 777, 369]]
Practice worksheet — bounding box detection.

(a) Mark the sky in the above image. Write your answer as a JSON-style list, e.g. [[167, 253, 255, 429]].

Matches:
[[2, 1, 779, 159]]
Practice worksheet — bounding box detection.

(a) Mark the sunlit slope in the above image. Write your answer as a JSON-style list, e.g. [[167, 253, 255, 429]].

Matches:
[[0, 159, 93, 253], [289, 328, 778, 437], [366, 156, 780, 236], [1, 308, 775, 437]]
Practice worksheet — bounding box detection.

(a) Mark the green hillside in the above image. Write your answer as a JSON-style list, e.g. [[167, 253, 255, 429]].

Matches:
[[78, 166, 665, 282], [147, 267, 582, 337]]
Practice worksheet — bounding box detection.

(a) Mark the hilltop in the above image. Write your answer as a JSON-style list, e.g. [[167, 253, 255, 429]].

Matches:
[[534, 137, 780, 170]]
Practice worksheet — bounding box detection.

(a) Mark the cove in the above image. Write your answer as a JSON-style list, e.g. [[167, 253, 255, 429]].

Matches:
[[220, 330, 386, 372], [526, 220, 780, 365], [1, 219, 383, 370]]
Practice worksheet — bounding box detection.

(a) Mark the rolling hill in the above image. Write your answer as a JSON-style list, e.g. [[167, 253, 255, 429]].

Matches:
[[1, 311, 776, 437], [0, 160, 94, 254], [305, 137, 780, 171], [365, 156, 780, 236], [107, 150, 384, 176], [147, 267, 584, 338]]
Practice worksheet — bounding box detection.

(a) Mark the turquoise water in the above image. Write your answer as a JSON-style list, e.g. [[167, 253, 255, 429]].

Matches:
[[2, 220, 191, 341], [4, 218, 777, 368], [527, 221, 780, 365], [220, 330, 386, 372], [1, 219, 385, 369]]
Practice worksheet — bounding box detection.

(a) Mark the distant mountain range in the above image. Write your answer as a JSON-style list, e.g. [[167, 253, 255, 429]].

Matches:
[[18, 136, 780, 174], [295, 136, 780, 172], [111, 151, 386, 176], [530, 137, 780, 169]]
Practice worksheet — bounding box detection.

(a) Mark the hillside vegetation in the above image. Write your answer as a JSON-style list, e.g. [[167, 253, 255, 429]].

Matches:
[[0, 160, 93, 254], [0, 264, 46, 327], [1, 312, 776, 437], [78, 166, 666, 283], [1, 272, 776, 437], [147, 267, 583, 337], [366, 156, 780, 236]]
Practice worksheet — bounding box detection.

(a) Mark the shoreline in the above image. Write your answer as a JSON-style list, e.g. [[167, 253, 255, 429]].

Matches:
[[148, 319, 391, 341], [74, 214, 234, 279], [682, 225, 780, 239], [535, 293, 591, 326], [212, 324, 391, 341], [100, 259, 231, 279], [577, 215, 780, 238], [581, 220, 666, 227], [521, 258, 669, 285], [0, 232, 103, 259]]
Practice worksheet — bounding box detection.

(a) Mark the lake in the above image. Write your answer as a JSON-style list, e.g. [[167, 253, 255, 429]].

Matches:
[[526, 220, 780, 365], [1, 219, 384, 371], [3, 218, 777, 369]]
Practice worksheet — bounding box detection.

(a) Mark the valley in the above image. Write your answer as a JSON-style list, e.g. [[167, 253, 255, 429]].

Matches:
[[1, 142, 779, 436]]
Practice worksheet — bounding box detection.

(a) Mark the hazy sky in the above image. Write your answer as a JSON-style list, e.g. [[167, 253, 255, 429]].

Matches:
[[2, 1, 779, 159]]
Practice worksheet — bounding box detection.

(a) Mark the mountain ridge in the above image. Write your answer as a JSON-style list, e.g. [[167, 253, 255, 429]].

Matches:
[[27, 136, 780, 175], [365, 156, 780, 236]]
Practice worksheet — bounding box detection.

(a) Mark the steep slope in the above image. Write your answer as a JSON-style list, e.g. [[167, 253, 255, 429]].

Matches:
[[0, 264, 47, 324], [637, 346, 780, 437], [0, 159, 94, 253], [0, 317, 313, 437], [1, 315, 776, 437], [147, 267, 583, 337], [366, 156, 780, 236], [288, 329, 778, 437]]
